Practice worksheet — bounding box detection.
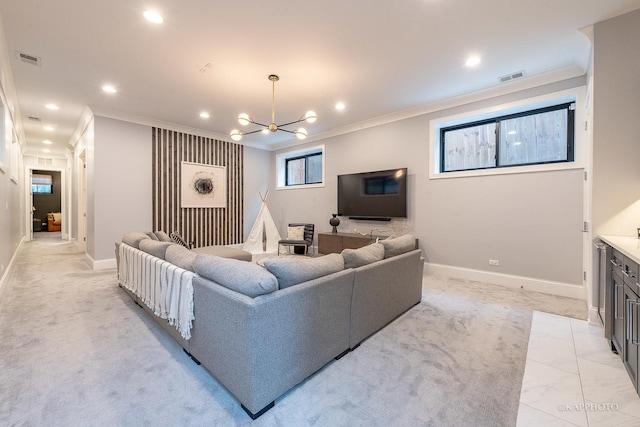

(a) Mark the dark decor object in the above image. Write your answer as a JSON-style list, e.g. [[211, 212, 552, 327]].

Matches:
[[330, 214, 340, 233]]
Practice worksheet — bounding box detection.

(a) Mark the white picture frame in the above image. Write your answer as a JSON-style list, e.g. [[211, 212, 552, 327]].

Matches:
[[180, 161, 227, 208]]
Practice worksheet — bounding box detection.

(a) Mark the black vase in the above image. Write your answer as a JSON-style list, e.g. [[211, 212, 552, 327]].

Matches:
[[329, 214, 340, 233]]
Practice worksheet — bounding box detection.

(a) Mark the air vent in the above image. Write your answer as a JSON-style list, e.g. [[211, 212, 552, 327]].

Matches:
[[37, 157, 53, 166], [17, 51, 41, 66], [28, 116, 42, 122], [499, 70, 525, 83]]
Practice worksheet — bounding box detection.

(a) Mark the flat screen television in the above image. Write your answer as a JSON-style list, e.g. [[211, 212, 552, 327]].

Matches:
[[337, 168, 407, 221]]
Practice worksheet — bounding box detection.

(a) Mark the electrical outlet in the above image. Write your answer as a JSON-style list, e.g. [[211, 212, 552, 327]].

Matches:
[[489, 259, 499, 266]]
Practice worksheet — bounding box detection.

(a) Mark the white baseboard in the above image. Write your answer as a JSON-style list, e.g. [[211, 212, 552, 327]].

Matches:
[[588, 306, 602, 326], [0, 237, 25, 298], [85, 253, 117, 270], [425, 262, 586, 300]]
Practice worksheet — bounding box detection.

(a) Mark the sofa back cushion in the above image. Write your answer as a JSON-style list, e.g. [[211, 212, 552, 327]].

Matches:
[[166, 245, 198, 272], [139, 239, 175, 260], [342, 242, 385, 268], [380, 234, 416, 258], [264, 253, 345, 289], [193, 254, 278, 298], [122, 232, 151, 249], [145, 231, 160, 241], [154, 231, 173, 242]]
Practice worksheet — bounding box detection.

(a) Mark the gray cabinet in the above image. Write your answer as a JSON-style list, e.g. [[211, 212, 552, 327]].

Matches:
[[605, 242, 640, 394]]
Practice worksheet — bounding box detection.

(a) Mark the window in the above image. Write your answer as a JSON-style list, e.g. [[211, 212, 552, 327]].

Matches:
[[32, 174, 53, 194], [440, 103, 574, 173], [277, 145, 325, 189], [285, 152, 322, 186]]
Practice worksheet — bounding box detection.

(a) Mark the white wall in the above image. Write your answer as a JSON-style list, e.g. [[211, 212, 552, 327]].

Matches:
[[0, 17, 24, 291], [593, 9, 640, 237], [271, 77, 586, 297]]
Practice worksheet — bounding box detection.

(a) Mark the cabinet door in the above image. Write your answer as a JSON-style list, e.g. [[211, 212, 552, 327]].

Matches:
[[613, 271, 625, 355], [624, 285, 640, 390]]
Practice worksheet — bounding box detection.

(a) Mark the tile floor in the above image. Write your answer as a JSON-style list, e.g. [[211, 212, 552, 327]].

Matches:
[[517, 311, 640, 426]]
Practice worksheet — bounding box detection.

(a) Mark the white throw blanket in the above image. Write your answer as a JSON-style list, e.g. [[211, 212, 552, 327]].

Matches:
[[118, 243, 195, 340]]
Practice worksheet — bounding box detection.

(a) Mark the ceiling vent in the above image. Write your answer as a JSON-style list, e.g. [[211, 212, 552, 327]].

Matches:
[[28, 116, 41, 122], [17, 51, 41, 66], [37, 157, 53, 166], [499, 70, 525, 84]]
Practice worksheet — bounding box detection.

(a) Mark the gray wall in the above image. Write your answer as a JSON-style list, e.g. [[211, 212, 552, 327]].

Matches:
[[271, 78, 586, 286], [89, 116, 152, 262], [593, 9, 640, 237]]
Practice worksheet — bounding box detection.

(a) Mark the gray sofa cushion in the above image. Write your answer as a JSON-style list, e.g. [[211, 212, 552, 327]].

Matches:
[[342, 242, 385, 268], [380, 234, 416, 258], [166, 245, 197, 272], [193, 254, 278, 298], [145, 231, 160, 241], [191, 245, 252, 262], [264, 254, 345, 289], [155, 231, 173, 242], [139, 239, 175, 260], [122, 232, 151, 249]]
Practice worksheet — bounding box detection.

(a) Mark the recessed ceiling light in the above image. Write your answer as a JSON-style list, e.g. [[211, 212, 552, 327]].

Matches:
[[43, 140, 52, 145], [45, 103, 59, 110], [335, 102, 346, 111], [44, 126, 54, 131], [465, 56, 481, 67], [102, 85, 117, 94], [42, 149, 50, 153], [199, 112, 210, 119], [144, 10, 163, 24]]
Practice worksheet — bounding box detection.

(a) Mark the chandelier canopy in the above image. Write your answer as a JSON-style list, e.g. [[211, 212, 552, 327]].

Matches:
[[230, 74, 317, 142]]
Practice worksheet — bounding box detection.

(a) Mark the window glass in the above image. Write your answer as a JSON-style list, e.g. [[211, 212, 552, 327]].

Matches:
[[440, 103, 574, 173]]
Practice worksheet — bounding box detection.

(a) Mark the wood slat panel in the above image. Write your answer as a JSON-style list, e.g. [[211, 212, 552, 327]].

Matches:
[[151, 127, 244, 247]]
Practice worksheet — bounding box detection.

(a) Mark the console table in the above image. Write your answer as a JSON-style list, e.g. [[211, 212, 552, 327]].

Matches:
[[318, 232, 382, 254]]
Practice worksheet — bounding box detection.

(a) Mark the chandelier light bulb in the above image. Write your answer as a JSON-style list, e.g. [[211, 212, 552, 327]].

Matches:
[[238, 113, 251, 126], [296, 128, 308, 140], [304, 111, 317, 123], [230, 129, 243, 141]]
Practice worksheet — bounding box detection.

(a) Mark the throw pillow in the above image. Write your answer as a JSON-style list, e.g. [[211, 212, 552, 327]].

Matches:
[[146, 231, 160, 241], [193, 254, 278, 298], [166, 245, 197, 271], [287, 225, 305, 240], [341, 242, 385, 269], [122, 232, 151, 249], [170, 231, 190, 248], [155, 231, 173, 242], [139, 240, 174, 260], [380, 234, 416, 258], [264, 253, 344, 289]]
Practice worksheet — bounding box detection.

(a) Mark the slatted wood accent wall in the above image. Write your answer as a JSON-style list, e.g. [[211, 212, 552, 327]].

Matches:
[[152, 128, 244, 247]]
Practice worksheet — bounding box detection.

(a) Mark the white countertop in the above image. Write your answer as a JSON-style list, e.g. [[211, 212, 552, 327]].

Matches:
[[598, 235, 640, 265]]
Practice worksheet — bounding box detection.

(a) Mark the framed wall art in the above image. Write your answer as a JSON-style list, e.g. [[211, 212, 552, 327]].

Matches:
[[180, 161, 227, 208]]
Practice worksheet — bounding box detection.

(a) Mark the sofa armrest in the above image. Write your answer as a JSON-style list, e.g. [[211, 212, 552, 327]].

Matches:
[[189, 268, 355, 415], [350, 249, 424, 348]]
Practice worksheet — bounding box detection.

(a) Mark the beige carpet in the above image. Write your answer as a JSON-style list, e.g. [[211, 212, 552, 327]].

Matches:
[[0, 236, 586, 426]]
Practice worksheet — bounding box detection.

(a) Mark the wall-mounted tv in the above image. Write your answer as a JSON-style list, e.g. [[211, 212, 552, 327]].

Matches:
[[337, 168, 407, 221]]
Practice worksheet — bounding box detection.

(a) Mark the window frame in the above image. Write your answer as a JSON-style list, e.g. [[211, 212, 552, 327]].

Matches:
[[276, 144, 325, 190], [440, 102, 575, 173], [429, 87, 585, 180], [284, 151, 323, 186]]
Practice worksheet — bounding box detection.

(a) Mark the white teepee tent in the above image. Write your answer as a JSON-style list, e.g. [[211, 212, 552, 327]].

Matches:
[[242, 191, 282, 254]]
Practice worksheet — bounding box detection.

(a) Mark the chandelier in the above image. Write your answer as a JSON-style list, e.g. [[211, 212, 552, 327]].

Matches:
[[230, 74, 317, 142]]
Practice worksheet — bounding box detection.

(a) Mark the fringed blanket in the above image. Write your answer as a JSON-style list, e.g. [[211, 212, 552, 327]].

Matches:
[[117, 243, 195, 340]]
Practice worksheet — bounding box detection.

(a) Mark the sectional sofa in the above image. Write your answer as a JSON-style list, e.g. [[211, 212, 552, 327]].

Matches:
[[116, 232, 424, 419]]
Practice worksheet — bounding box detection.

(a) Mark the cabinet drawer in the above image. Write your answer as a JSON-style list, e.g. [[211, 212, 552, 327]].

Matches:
[[611, 249, 624, 274], [623, 257, 640, 293]]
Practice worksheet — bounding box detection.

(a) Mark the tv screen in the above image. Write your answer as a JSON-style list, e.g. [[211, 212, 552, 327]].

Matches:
[[337, 168, 407, 220]]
